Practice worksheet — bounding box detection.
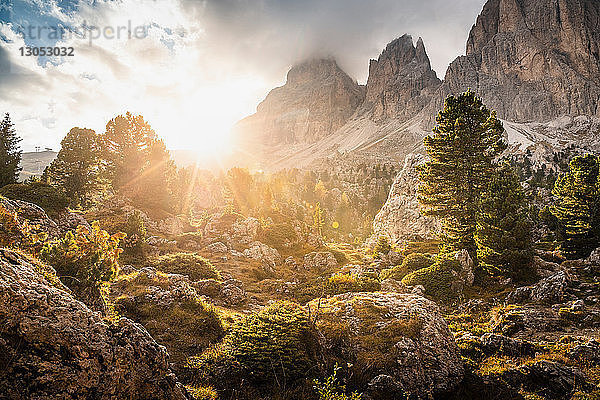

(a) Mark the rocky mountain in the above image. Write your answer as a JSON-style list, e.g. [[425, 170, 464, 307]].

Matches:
[[233, 0, 600, 172], [427, 0, 600, 124], [362, 35, 441, 122], [234, 58, 365, 151]]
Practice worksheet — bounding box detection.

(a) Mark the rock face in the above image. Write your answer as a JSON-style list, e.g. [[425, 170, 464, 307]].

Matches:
[[372, 154, 440, 243], [309, 292, 464, 399], [236, 58, 365, 147], [430, 0, 600, 124], [362, 35, 441, 122], [0, 250, 189, 400]]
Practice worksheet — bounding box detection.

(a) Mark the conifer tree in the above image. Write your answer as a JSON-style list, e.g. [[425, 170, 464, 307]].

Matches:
[[418, 91, 507, 258], [551, 154, 600, 259], [0, 113, 22, 186], [475, 162, 533, 278], [313, 202, 324, 237], [43, 127, 99, 206]]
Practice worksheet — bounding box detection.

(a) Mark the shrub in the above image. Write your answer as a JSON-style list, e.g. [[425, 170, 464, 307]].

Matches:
[[313, 364, 363, 400], [372, 235, 391, 258], [189, 301, 317, 392], [145, 252, 221, 281], [380, 253, 434, 281], [40, 221, 124, 306], [121, 211, 147, 257], [401, 255, 459, 302], [186, 386, 218, 400], [326, 272, 380, 295], [0, 181, 69, 217], [0, 201, 46, 250], [258, 222, 298, 249]]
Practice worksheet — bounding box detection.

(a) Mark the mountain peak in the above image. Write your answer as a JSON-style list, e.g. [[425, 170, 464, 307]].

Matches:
[[364, 35, 440, 121]]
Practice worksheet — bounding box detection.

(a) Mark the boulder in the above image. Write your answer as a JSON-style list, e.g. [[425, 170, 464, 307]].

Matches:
[[454, 249, 475, 286], [206, 241, 228, 253], [309, 292, 463, 398], [302, 251, 338, 272], [519, 360, 589, 399], [371, 154, 440, 244], [0, 250, 190, 400], [232, 217, 260, 244], [479, 333, 537, 357], [507, 271, 572, 305], [243, 241, 281, 271]]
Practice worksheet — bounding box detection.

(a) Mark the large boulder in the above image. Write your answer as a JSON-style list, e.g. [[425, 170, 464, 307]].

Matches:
[[243, 241, 282, 271], [0, 249, 190, 400], [302, 251, 338, 272], [507, 271, 572, 305], [309, 292, 463, 399], [371, 154, 440, 244]]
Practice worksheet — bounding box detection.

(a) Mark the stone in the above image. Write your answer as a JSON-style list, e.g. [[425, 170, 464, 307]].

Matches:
[[235, 58, 365, 148], [362, 35, 441, 122], [507, 271, 572, 304], [371, 154, 440, 244], [231, 217, 260, 244], [454, 249, 475, 286], [479, 333, 537, 357], [206, 241, 228, 253], [220, 279, 247, 306], [302, 251, 338, 272], [427, 0, 600, 125], [309, 292, 463, 398], [243, 241, 281, 270], [0, 250, 190, 399], [519, 360, 589, 399]]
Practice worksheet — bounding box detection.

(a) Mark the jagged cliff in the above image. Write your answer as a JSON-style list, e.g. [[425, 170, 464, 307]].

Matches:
[[362, 35, 441, 122], [427, 0, 600, 124], [234, 58, 365, 148]]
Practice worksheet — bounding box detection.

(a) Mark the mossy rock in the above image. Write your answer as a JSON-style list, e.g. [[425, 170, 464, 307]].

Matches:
[[401, 255, 460, 302], [308, 292, 463, 398], [381, 253, 434, 281], [145, 252, 221, 281]]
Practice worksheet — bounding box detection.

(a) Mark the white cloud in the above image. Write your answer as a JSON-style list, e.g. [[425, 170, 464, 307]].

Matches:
[[0, 0, 486, 153]]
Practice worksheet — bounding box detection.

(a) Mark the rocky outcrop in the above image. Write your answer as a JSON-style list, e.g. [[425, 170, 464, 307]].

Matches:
[[243, 241, 281, 272], [428, 0, 600, 124], [309, 292, 463, 399], [302, 251, 338, 272], [0, 249, 190, 400], [235, 58, 365, 147], [363, 35, 441, 122], [372, 154, 440, 244]]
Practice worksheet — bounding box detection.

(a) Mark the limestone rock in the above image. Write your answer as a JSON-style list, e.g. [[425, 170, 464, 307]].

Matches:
[[235, 58, 365, 147], [243, 241, 281, 270], [302, 251, 338, 272], [372, 154, 440, 243], [362, 35, 441, 122], [309, 292, 463, 398], [428, 0, 600, 125], [0, 250, 190, 400]]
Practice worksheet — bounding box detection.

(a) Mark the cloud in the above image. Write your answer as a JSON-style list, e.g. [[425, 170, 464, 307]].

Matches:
[[0, 0, 486, 153]]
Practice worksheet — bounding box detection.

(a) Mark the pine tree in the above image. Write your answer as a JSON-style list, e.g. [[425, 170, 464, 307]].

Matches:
[[99, 112, 174, 210], [551, 154, 600, 259], [418, 90, 507, 259], [475, 162, 533, 278], [43, 127, 99, 206], [0, 113, 22, 186], [313, 202, 324, 237]]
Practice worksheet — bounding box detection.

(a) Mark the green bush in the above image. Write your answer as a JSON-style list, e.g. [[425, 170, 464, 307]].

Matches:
[[189, 301, 317, 392], [326, 272, 380, 295], [401, 255, 459, 302], [313, 364, 363, 400], [40, 221, 124, 308], [380, 253, 434, 281], [0, 182, 69, 217], [258, 222, 298, 249], [122, 211, 147, 258], [146, 252, 221, 281], [372, 235, 391, 258]]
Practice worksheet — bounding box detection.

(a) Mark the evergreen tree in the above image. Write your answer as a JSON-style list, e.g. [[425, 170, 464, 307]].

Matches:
[[418, 90, 507, 259], [313, 202, 324, 237], [0, 113, 22, 186], [475, 162, 533, 278], [43, 127, 99, 206], [99, 112, 174, 210], [551, 154, 600, 259]]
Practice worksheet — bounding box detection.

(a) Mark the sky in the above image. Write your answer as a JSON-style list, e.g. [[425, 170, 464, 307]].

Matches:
[[0, 0, 486, 154]]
